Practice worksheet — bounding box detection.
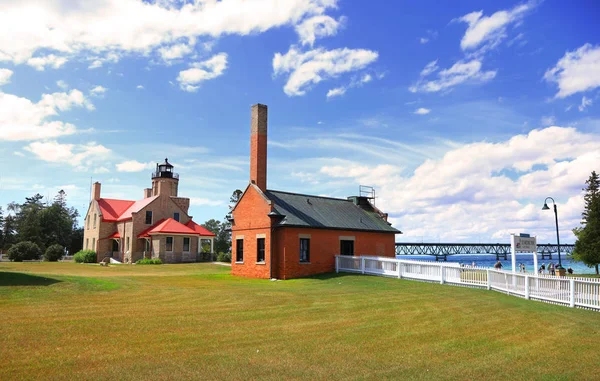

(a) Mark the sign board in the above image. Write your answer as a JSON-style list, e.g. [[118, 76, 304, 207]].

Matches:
[[513, 235, 536, 252]]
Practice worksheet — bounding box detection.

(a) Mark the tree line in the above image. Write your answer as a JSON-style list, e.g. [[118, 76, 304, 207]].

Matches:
[[573, 171, 600, 274], [0, 190, 83, 257]]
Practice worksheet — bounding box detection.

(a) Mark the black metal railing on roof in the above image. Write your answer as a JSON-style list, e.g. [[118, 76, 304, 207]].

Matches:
[[151, 171, 179, 179]]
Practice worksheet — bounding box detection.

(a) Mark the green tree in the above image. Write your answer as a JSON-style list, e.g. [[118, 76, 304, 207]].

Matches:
[[582, 171, 599, 224], [14, 194, 45, 249], [573, 171, 600, 274], [202, 219, 231, 253], [39, 190, 80, 249]]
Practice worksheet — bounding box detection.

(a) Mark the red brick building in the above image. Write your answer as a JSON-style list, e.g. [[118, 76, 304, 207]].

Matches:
[[83, 159, 215, 263], [230, 104, 401, 279]]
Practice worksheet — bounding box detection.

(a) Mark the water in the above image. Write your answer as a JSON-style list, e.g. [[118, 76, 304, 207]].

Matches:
[[396, 254, 597, 275]]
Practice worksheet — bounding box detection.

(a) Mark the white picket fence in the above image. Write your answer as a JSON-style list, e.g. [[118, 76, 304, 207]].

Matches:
[[335, 255, 600, 311]]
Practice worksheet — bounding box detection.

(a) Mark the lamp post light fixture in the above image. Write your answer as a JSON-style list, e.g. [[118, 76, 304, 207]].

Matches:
[[542, 197, 563, 270]]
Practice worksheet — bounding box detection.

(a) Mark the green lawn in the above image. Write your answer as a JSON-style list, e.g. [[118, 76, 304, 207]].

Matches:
[[1, 262, 599, 380]]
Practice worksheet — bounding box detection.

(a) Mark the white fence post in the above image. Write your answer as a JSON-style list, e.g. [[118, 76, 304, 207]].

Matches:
[[525, 275, 530, 300], [397, 260, 402, 279], [486, 269, 491, 290], [570, 279, 575, 308], [335, 256, 339, 273], [440, 266, 445, 285], [361, 256, 365, 274]]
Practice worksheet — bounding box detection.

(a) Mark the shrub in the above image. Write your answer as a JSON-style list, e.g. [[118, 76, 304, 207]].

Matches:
[[217, 252, 231, 263], [44, 244, 64, 262], [136, 258, 162, 265], [8, 241, 42, 262], [74, 250, 97, 263]]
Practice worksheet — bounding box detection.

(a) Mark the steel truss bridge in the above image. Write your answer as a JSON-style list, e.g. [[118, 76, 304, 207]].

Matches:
[[395, 243, 575, 261]]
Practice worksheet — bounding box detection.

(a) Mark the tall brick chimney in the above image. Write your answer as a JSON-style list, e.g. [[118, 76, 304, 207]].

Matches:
[[92, 182, 101, 201], [250, 104, 268, 191]]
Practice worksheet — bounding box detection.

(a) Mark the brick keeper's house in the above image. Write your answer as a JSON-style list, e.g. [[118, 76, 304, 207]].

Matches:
[[83, 159, 215, 263], [230, 104, 401, 279]]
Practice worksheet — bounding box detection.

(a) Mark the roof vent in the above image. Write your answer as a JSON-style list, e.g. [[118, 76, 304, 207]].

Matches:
[[307, 198, 311, 205]]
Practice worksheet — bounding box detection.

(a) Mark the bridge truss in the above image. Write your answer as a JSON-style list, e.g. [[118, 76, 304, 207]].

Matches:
[[395, 243, 575, 261]]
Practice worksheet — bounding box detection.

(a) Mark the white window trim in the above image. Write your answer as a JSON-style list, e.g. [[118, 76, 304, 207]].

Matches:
[[339, 236, 355, 241]]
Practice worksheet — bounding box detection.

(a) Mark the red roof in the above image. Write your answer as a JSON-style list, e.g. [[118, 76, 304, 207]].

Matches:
[[103, 232, 121, 239], [137, 218, 165, 238], [138, 218, 199, 237], [185, 220, 216, 236], [97, 199, 135, 222], [117, 196, 159, 221]]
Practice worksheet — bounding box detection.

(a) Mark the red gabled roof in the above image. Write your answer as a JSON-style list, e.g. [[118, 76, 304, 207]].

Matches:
[[138, 218, 199, 237], [185, 220, 216, 236], [97, 199, 135, 222], [117, 195, 159, 221]]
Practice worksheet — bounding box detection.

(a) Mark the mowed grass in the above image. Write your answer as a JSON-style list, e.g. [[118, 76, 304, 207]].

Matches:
[[1, 263, 599, 381]]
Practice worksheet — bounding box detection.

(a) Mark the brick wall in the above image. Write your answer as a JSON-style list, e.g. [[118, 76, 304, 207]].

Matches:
[[273, 227, 396, 280], [231, 184, 273, 279]]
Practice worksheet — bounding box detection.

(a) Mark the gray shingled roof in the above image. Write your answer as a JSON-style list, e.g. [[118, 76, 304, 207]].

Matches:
[[264, 190, 400, 233]]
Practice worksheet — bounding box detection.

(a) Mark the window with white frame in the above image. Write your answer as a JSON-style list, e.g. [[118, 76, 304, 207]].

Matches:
[[183, 237, 190, 252], [166, 237, 173, 252]]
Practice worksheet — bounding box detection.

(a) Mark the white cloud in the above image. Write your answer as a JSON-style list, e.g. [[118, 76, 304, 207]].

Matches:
[[410, 59, 496, 93], [457, 1, 536, 51], [24, 141, 111, 170], [136, 85, 144, 90], [326, 73, 373, 99], [56, 80, 68, 90], [88, 60, 103, 70], [315, 126, 600, 242], [0, 0, 339, 67], [544, 44, 600, 98], [414, 108, 431, 115], [326, 87, 346, 98], [90, 85, 107, 96], [296, 15, 345, 46], [0, 68, 13, 86], [116, 160, 154, 172], [579, 96, 593, 112], [420, 60, 439, 77], [177, 53, 228, 92], [541, 115, 556, 126], [0, 88, 93, 141], [273, 46, 378, 96], [158, 40, 195, 62], [420, 37, 429, 44], [26, 54, 68, 71]]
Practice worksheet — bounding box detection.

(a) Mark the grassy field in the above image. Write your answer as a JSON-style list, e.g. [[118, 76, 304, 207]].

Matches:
[[1, 263, 599, 381]]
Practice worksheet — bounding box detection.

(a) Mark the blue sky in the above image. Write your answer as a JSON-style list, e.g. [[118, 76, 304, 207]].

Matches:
[[0, 0, 599, 243]]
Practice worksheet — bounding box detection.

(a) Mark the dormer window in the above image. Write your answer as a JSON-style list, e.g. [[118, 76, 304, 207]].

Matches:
[[174, 212, 180, 222]]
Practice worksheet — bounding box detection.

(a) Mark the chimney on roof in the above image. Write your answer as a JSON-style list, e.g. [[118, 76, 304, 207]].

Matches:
[[92, 182, 101, 201], [144, 188, 152, 199], [250, 104, 268, 191]]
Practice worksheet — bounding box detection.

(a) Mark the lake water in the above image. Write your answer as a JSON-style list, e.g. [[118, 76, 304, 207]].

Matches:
[[396, 254, 597, 274]]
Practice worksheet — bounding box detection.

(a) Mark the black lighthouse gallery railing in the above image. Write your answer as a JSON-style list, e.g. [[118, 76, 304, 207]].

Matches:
[[394, 243, 575, 261]]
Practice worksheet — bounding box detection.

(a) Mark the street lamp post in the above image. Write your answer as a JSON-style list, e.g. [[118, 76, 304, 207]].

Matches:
[[542, 197, 563, 271]]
